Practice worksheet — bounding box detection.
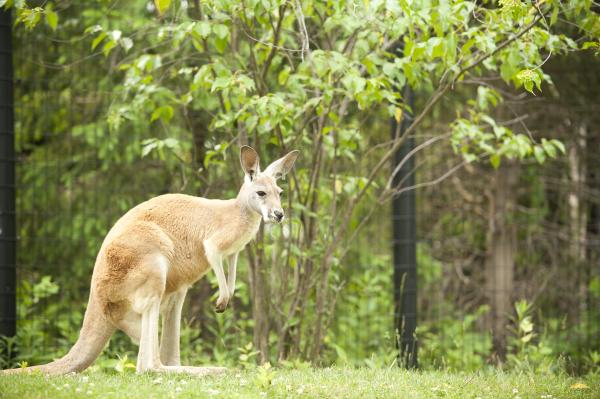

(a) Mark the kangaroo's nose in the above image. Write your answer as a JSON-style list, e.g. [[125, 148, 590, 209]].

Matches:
[[274, 210, 284, 221]]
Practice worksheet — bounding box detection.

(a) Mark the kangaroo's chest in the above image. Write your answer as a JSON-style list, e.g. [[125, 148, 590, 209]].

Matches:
[[223, 222, 260, 256]]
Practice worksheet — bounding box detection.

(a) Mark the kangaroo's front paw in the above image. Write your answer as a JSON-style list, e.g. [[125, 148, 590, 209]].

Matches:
[[215, 295, 229, 313]]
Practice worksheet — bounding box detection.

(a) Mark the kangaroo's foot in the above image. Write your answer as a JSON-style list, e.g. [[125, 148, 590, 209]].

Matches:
[[215, 295, 229, 313]]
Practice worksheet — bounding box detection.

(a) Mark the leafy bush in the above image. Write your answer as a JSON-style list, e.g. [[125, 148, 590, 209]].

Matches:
[[417, 305, 492, 372], [506, 300, 561, 374]]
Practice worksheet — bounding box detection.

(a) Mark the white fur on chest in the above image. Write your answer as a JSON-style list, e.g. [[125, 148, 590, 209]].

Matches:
[[225, 222, 260, 255]]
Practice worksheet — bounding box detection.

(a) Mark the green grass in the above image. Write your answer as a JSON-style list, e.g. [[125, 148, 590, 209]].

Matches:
[[1, 367, 598, 399]]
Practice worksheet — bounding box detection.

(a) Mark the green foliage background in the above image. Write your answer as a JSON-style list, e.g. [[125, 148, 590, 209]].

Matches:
[[2, 0, 599, 374]]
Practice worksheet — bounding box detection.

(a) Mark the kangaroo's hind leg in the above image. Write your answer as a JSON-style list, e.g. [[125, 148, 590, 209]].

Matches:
[[130, 256, 225, 376], [116, 309, 142, 345], [157, 288, 227, 376], [160, 288, 187, 366], [129, 254, 169, 373]]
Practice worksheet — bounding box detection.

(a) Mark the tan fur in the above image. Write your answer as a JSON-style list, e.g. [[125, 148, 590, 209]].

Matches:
[[1, 146, 298, 376]]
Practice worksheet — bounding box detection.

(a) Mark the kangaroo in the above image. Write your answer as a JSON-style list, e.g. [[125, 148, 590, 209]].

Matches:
[[1, 146, 299, 376]]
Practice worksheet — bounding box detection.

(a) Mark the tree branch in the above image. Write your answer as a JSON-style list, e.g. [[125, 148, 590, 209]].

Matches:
[[261, 4, 288, 83]]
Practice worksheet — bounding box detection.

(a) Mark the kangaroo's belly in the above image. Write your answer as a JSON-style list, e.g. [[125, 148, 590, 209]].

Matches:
[[164, 250, 211, 294]]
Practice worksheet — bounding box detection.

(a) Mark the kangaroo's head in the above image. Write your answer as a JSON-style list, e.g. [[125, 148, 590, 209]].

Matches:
[[238, 146, 299, 224]]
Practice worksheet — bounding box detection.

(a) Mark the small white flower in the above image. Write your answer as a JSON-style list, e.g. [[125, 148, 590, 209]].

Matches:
[[175, 387, 182, 392], [513, 388, 519, 394], [297, 387, 305, 394], [76, 387, 82, 393], [81, 376, 89, 382], [260, 392, 267, 397], [239, 378, 248, 386], [153, 377, 163, 385]]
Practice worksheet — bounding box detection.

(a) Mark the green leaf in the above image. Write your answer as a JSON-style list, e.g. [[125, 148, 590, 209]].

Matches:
[[84, 24, 103, 34], [194, 21, 211, 38], [211, 76, 230, 92], [114, 355, 136, 373], [16, 7, 43, 30], [92, 32, 107, 50], [278, 67, 290, 85], [534, 146, 546, 164], [582, 41, 599, 50], [459, 38, 476, 57], [499, 0, 527, 20], [341, 74, 366, 95], [163, 137, 179, 149], [154, 0, 172, 16], [541, 138, 557, 158], [520, 318, 534, 334], [477, 86, 502, 111], [120, 37, 133, 52], [141, 140, 158, 157], [246, 115, 258, 131], [428, 37, 445, 59], [109, 30, 122, 41], [550, 5, 559, 25], [533, 73, 542, 91], [394, 108, 403, 123], [550, 139, 566, 154], [151, 105, 174, 123], [490, 154, 501, 169], [215, 37, 228, 53], [464, 153, 478, 163], [102, 39, 117, 57], [521, 333, 534, 343], [45, 8, 58, 31], [212, 24, 229, 40], [515, 69, 542, 94]]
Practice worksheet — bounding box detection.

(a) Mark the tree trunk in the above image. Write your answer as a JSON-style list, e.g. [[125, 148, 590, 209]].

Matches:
[[568, 124, 588, 322], [247, 233, 270, 364], [485, 163, 518, 360]]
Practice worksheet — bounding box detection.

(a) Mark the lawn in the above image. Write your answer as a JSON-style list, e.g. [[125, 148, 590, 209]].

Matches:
[[0, 367, 598, 399]]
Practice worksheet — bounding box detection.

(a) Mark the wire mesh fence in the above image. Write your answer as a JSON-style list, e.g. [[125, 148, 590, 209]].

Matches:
[[414, 56, 600, 373]]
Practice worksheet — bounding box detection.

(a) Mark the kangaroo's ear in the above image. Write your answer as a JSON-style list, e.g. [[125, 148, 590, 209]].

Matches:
[[240, 146, 260, 181], [264, 150, 299, 180]]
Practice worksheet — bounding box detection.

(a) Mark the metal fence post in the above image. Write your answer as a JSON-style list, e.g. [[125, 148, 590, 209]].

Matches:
[[392, 86, 417, 368], [0, 8, 16, 339]]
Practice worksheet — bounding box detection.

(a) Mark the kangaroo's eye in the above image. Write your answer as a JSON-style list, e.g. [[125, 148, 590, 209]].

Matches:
[[257, 191, 266, 197]]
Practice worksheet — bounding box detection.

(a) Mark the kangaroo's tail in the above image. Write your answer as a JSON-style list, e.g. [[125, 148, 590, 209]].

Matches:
[[1, 292, 115, 375]]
